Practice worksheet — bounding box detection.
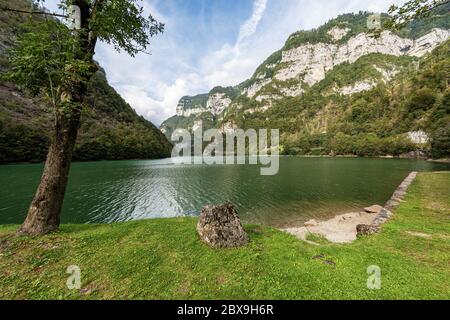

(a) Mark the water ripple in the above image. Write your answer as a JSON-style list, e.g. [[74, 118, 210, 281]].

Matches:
[[1, 158, 449, 226]]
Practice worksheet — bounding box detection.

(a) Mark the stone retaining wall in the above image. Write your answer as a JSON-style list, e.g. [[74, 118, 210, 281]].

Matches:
[[357, 171, 418, 236]]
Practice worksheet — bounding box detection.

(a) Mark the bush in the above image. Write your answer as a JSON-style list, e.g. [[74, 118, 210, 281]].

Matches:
[[431, 123, 450, 159], [329, 132, 418, 157], [406, 88, 437, 113], [382, 135, 417, 156], [0, 124, 49, 163], [330, 132, 355, 155]]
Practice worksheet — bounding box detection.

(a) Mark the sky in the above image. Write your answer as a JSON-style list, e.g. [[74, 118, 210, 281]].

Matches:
[[43, 0, 407, 126]]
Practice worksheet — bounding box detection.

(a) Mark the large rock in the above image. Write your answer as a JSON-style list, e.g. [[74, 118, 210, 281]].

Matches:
[[197, 203, 249, 248]]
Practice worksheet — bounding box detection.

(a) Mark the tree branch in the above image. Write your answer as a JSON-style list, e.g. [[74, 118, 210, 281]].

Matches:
[[0, 6, 68, 18], [87, 0, 106, 54]]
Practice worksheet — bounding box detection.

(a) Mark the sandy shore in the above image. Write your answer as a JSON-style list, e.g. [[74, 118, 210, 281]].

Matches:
[[282, 210, 379, 244], [283, 172, 418, 244]]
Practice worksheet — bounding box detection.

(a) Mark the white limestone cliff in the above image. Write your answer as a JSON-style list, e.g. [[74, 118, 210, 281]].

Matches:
[[337, 65, 399, 95], [176, 105, 208, 117], [327, 26, 351, 41], [243, 79, 271, 98], [206, 93, 232, 115], [176, 93, 232, 117], [275, 29, 449, 86], [408, 28, 450, 56], [338, 80, 377, 95], [408, 131, 429, 144]]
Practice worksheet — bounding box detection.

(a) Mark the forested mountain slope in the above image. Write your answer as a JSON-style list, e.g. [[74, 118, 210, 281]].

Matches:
[[0, 0, 172, 163], [160, 6, 450, 158]]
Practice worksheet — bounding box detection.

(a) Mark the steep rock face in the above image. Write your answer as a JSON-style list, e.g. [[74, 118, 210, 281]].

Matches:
[[407, 131, 429, 144], [333, 64, 400, 95], [408, 28, 450, 56], [277, 42, 338, 84], [206, 93, 232, 115], [174, 90, 234, 117], [243, 79, 271, 98], [338, 80, 376, 95], [327, 26, 351, 41], [176, 106, 207, 117], [274, 29, 449, 85], [176, 95, 209, 117]]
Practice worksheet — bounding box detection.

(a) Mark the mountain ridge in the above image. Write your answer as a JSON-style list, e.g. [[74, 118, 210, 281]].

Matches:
[[159, 7, 450, 158], [0, 0, 172, 163]]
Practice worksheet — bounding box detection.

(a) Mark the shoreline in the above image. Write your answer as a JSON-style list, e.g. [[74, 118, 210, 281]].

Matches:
[[282, 172, 419, 244], [0, 172, 448, 299], [2, 155, 449, 166], [427, 158, 450, 164]]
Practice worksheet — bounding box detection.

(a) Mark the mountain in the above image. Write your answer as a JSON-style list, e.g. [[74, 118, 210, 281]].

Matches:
[[160, 86, 239, 138], [0, 0, 172, 163], [160, 7, 450, 158]]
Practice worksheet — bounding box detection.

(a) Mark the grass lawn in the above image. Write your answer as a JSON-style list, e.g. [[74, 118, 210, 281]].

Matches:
[[0, 172, 449, 300]]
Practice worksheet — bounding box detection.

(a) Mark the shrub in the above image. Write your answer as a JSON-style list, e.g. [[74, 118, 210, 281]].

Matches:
[[431, 123, 450, 159]]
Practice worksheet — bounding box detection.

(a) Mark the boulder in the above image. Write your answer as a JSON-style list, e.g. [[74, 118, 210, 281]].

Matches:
[[364, 205, 383, 214], [197, 203, 249, 248]]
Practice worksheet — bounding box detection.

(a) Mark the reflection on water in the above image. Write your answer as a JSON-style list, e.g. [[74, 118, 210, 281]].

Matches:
[[0, 157, 449, 227]]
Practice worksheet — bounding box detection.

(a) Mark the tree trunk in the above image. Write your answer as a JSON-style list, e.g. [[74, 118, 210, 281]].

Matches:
[[16, 0, 96, 235], [18, 104, 82, 235]]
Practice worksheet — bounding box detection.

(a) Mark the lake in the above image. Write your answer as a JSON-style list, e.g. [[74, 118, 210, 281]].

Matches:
[[0, 157, 449, 227]]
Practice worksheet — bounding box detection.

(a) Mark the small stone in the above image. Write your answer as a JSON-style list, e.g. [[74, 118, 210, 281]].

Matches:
[[356, 224, 380, 236], [385, 199, 400, 210], [197, 203, 248, 248], [372, 218, 386, 226], [378, 208, 392, 218], [364, 205, 383, 214]]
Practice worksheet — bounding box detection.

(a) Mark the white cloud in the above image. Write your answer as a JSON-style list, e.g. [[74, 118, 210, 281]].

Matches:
[[237, 0, 268, 43], [104, 0, 273, 125], [41, 0, 409, 126]]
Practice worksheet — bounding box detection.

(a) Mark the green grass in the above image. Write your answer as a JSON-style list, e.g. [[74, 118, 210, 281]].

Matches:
[[1, 172, 449, 300]]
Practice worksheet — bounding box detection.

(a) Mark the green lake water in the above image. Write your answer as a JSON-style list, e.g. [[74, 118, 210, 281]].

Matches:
[[0, 157, 449, 227]]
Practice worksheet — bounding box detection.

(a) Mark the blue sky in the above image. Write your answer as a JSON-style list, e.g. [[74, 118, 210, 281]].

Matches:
[[44, 0, 407, 125]]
